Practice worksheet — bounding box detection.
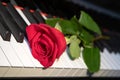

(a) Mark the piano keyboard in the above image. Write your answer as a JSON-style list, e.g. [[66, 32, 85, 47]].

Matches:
[[0, 1, 120, 77]]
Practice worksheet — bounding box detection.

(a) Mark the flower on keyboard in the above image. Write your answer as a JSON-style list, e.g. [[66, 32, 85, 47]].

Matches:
[[26, 23, 66, 68], [44, 11, 109, 73], [26, 11, 108, 73]]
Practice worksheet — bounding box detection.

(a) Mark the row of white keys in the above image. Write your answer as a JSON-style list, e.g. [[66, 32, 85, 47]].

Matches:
[[52, 51, 68, 68], [105, 49, 120, 70], [101, 49, 115, 70], [102, 49, 117, 70], [50, 45, 86, 68], [101, 48, 120, 70], [103, 48, 120, 70], [100, 51, 109, 69], [52, 49, 83, 68], [0, 35, 23, 67], [9, 35, 35, 67], [115, 53, 120, 66], [110, 52, 120, 69]]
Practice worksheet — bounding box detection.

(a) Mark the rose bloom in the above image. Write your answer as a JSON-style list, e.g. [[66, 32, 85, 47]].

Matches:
[[26, 23, 66, 68]]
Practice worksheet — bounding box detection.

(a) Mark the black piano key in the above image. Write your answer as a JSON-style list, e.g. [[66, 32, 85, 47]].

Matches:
[[0, 0, 9, 2], [115, 33, 120, 53], [0, 13, 11, 41], [32, 10, 45, 23], [11, 0, 36, 10], [0, 2, 24, 43], [0, 22, 11, 41], [6, 3, 27, 33], [110, 35, 120, 53], [45, 13, 54, 18], [94, 40, 104, 52], [31, 1, 54, 19], [107, 38, 118, 53], [103, 30, 120, 53], [101, 40, 113, 53], [22, 7, 37, 23], [114, 33, 120, 53]]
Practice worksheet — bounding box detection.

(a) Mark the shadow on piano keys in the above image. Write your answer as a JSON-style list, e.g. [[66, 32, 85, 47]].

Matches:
[[0, 0, 120, 77]]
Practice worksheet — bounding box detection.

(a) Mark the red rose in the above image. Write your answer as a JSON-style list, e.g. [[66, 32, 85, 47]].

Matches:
[[26, 23, 66, 68]]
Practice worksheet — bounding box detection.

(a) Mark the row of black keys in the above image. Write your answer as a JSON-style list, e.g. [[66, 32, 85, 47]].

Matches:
[[94, 29, 120, 53], [0, 1, 45, 43]]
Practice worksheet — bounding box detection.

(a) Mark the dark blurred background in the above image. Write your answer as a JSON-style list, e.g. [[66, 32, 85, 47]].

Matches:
[[32, 0, 120, 32]]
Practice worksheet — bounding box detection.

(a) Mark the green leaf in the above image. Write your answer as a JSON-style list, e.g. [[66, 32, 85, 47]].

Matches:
[[79, 11, 102, 35], [59, 19, 80, 35], [70, 16, 82, 32], [46, 16, 82, 35], [45, 18, 61, 27], [69, 39, 81, 60], [79, 29, 94, 47], [82, 47, 100, 72], [70, 35, 77, 43]]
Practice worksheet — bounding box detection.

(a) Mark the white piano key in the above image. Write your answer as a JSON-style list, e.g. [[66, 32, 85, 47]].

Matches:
[[63, 47, 84, 68], [0, 35, 23, 67], [36, 9, 47, 20], [40, 13, 47, 20], [15, 8, 31, 25], [101, 48, 115, 69], [0, 47, 10, 67], [78, 47, 87, 69], [115, 53, 120, 65], [10, 35, 35, 67], [60, 50, 74, 68], [52, 49, 83, 68], [111, 53, 120, 69], [68, 55, 83, 68], [104, 49, 118, 70], [50, 48, 70, 68], [78, 57, 87, 69], [101, 52, 112, 69], [107, 52, 120, 70], [100, 51, 108, 69], [71, 58, 83, 68], [59, 50, 75, 68], [52, 51, 67, 68], [116, 53, 120, 66]]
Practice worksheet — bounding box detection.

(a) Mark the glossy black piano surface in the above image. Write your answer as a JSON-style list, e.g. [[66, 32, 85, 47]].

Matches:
[[33, 0, 120, 32]]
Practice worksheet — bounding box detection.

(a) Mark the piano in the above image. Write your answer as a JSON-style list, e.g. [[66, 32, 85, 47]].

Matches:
[[0, 0, 120, 77]]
